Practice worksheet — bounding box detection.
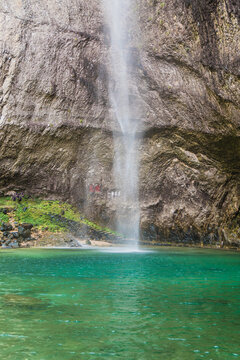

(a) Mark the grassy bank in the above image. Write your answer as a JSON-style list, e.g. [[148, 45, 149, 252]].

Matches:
[[0, 196, 117, 236]]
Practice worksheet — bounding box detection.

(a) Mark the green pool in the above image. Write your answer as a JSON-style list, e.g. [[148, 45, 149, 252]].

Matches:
[[0, 247, 239, 359]]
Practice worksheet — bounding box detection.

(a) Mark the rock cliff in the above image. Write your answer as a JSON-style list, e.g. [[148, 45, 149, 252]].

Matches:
[[0, 0, 239, 246]]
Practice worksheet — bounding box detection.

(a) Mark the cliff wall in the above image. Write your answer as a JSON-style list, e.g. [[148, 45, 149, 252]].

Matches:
[[0, 0, 239, 245]]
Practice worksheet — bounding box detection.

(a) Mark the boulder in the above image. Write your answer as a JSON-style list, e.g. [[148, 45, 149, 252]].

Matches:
[[11, 232, 19, 239], [25, 237, 32, 242], [18, 226, 31, 239], [21, 223, 33, 230], [1, 244, 11, 249], [22, 229, 31, 239], [18, 226, 25, 236], [9, 241, 19, 248], [0, 223, 13, 232], [5, 191, 16, 197]]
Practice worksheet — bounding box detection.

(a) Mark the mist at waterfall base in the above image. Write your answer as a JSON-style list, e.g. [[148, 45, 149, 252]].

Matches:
[[103, 0, 141, 247]]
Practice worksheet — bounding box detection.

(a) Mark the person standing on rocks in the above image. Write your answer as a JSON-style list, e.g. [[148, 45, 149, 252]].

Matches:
[[89, 184, 95, 196]]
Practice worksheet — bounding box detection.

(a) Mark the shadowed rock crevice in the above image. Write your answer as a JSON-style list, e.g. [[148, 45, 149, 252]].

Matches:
[[182, 0, 221, 69], [225, 0, 240, 24], [143, 128, 240, 173]]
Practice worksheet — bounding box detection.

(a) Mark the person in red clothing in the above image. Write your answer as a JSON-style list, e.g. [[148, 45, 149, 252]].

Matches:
[[89, 184, 95, 195], [95, 184, 101, 193]]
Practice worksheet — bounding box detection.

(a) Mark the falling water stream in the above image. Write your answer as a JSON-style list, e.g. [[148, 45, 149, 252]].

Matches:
[[103, 0, 141, 248]]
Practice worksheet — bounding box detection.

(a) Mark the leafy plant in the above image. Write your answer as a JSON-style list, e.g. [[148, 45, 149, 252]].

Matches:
[[0, 212, 9, 224]]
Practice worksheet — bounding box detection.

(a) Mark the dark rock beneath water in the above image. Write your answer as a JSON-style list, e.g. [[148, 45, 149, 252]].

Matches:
[[3, 294, 48, 310]]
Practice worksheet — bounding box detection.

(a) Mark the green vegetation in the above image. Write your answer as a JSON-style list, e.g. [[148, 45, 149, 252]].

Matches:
[[0, 197, 118, 235], [0, 212, 9, 223]]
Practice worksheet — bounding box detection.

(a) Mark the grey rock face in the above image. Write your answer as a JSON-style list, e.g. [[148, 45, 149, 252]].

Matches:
[[0, 0, 239, 245]]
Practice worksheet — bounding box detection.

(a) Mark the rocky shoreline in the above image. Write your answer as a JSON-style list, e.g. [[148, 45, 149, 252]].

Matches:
[[0, 196, 239, 250], [0, 196, 123, 249], [0, 214, 120, 249], [1, 220, 239, 251]]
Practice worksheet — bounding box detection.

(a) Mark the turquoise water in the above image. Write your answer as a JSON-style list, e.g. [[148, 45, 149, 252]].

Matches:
[[0, 248, 239, 359]]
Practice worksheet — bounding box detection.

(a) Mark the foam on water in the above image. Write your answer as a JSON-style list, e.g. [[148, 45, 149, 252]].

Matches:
[[97, 246, 152, 254]]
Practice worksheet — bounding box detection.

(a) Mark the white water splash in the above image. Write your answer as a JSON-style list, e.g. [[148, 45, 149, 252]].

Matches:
[[103, 0, 141, 248]]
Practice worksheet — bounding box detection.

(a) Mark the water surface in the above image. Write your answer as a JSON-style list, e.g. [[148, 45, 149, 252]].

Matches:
[[0, 247, 239, 359]]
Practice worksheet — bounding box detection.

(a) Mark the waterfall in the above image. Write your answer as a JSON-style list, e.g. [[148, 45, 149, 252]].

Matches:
[[103, 0, 141, 247]]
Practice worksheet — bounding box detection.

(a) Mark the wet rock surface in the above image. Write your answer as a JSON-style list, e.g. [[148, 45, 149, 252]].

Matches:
[[47, 214, 124, 244], [37, 233, 82, 248], [0, 0, 239, 246], [0, 221, 34, 248], [0, 215, 121, 249], [0, 223, 13, 232]]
